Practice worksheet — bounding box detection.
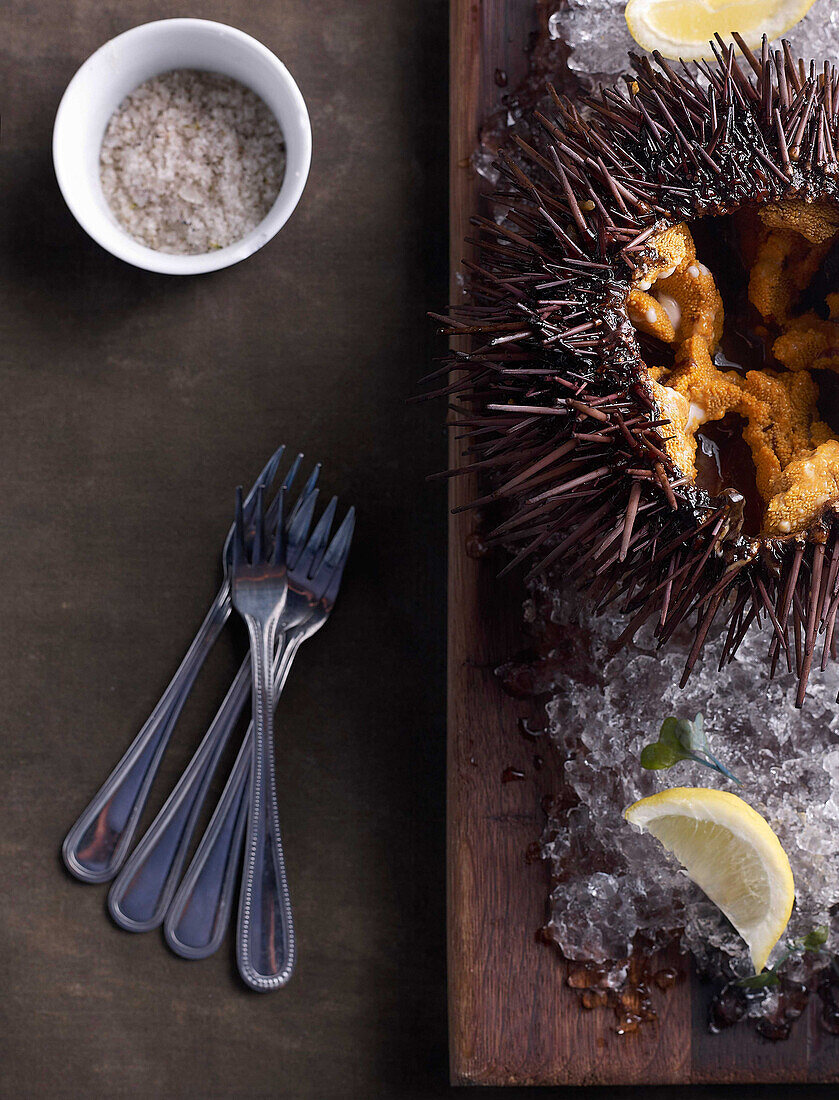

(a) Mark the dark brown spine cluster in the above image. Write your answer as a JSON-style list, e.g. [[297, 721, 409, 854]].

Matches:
[[434, 35, 839, 705]]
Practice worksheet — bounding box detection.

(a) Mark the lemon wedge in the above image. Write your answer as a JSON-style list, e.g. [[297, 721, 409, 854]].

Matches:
[[624, 787, 794, 973], [624, 0, 817, 61]]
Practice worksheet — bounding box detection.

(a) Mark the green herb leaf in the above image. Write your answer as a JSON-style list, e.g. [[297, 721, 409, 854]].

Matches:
[[657, 716, 683, 750], [682, 713, 709, 754], [639, 713, 741, 784], [737, 925, 830, 988], [640, 743, 687, 770], [742, 971, 779, 990], [800, 925, 830, 951]]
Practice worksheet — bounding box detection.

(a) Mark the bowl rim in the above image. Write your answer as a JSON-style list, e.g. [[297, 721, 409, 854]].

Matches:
[[52, 17, 312, 276]]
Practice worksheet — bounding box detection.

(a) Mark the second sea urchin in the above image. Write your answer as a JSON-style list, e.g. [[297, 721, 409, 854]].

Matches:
[[435, 36, 839, 707]]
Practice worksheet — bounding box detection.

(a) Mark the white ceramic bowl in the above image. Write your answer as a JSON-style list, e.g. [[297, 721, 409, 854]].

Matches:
[[53, 18, 312, 275]]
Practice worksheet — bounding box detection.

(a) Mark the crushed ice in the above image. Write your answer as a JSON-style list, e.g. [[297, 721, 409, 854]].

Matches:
[[549, 0, 839, 85], [537, 582, 839, 978]]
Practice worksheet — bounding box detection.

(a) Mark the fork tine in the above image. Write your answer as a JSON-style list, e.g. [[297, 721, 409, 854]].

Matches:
[[265, 453, 306, 533], [281, 452, 303, 493], [298, 496, 338, 579], [243, 444, 285, 523], [252, 484, 266, 564], [324, 507, 356, 568], [287, 463, 321, 529], [271, 487, 286, 565], [286, 487, 319, 564], [232, 487, 246, 567], [319, 507, 356, 602]]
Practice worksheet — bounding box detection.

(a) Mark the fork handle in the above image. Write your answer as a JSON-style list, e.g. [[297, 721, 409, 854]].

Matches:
[[163, 731, 251, 958], [107, 650, 254, 931], [62, 584, 231, 883], [164, 635, 301, 960], [238, 611, 295, 991]]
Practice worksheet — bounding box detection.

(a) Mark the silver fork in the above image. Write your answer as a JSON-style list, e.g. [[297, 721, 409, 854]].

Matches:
[[106, 475, 322, 932], [164, 502, 355, 982], [62, 446, 298, 884], [229, 482, 296, 990]]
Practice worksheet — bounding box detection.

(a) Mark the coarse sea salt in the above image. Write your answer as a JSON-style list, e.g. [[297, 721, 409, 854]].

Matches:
[[100, 69, 286, 255]]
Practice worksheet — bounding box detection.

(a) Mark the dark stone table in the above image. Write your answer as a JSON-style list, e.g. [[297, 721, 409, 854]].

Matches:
[[1, 3, 837, 1097], [1, 2, 449, 1095]]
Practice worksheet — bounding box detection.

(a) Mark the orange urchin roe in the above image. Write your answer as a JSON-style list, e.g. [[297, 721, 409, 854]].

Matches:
[[627, 287, 676, 344], [750, 201, 839, 374], [749, 228, 831, 325], [773, 311, 839, 373], [633, 222, 694, 289], [631, 212, 839, 537], [655, 336, 831, 505], [764, 440, 839, 534], [629, 223, 723, 348], [760, 198, 839, 245], [648, 378, 693, 474]]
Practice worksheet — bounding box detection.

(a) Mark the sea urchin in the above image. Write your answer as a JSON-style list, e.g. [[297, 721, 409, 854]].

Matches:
[[434, 35, 839, 706]]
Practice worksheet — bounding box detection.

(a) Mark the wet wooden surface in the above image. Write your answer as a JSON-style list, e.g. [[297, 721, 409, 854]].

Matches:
[[447, 0, 839, 1085]]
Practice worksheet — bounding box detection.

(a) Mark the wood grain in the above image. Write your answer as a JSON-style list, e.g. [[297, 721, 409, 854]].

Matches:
[[447, 0, 839, 1084]]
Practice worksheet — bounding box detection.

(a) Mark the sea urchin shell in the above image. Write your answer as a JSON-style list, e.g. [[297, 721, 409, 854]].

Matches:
[[435, 36, 839, 706]]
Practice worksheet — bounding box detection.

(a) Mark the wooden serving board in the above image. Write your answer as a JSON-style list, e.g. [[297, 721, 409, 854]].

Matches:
[[447, 0, 839, 1084]]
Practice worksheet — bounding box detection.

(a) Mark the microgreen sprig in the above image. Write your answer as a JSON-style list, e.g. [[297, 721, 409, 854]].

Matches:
[[738, 925, 830, 989], [639, 713, 741, 785]]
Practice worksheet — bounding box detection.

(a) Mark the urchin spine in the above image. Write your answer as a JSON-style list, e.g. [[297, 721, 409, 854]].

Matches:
[[437, 35, 839, 705]]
